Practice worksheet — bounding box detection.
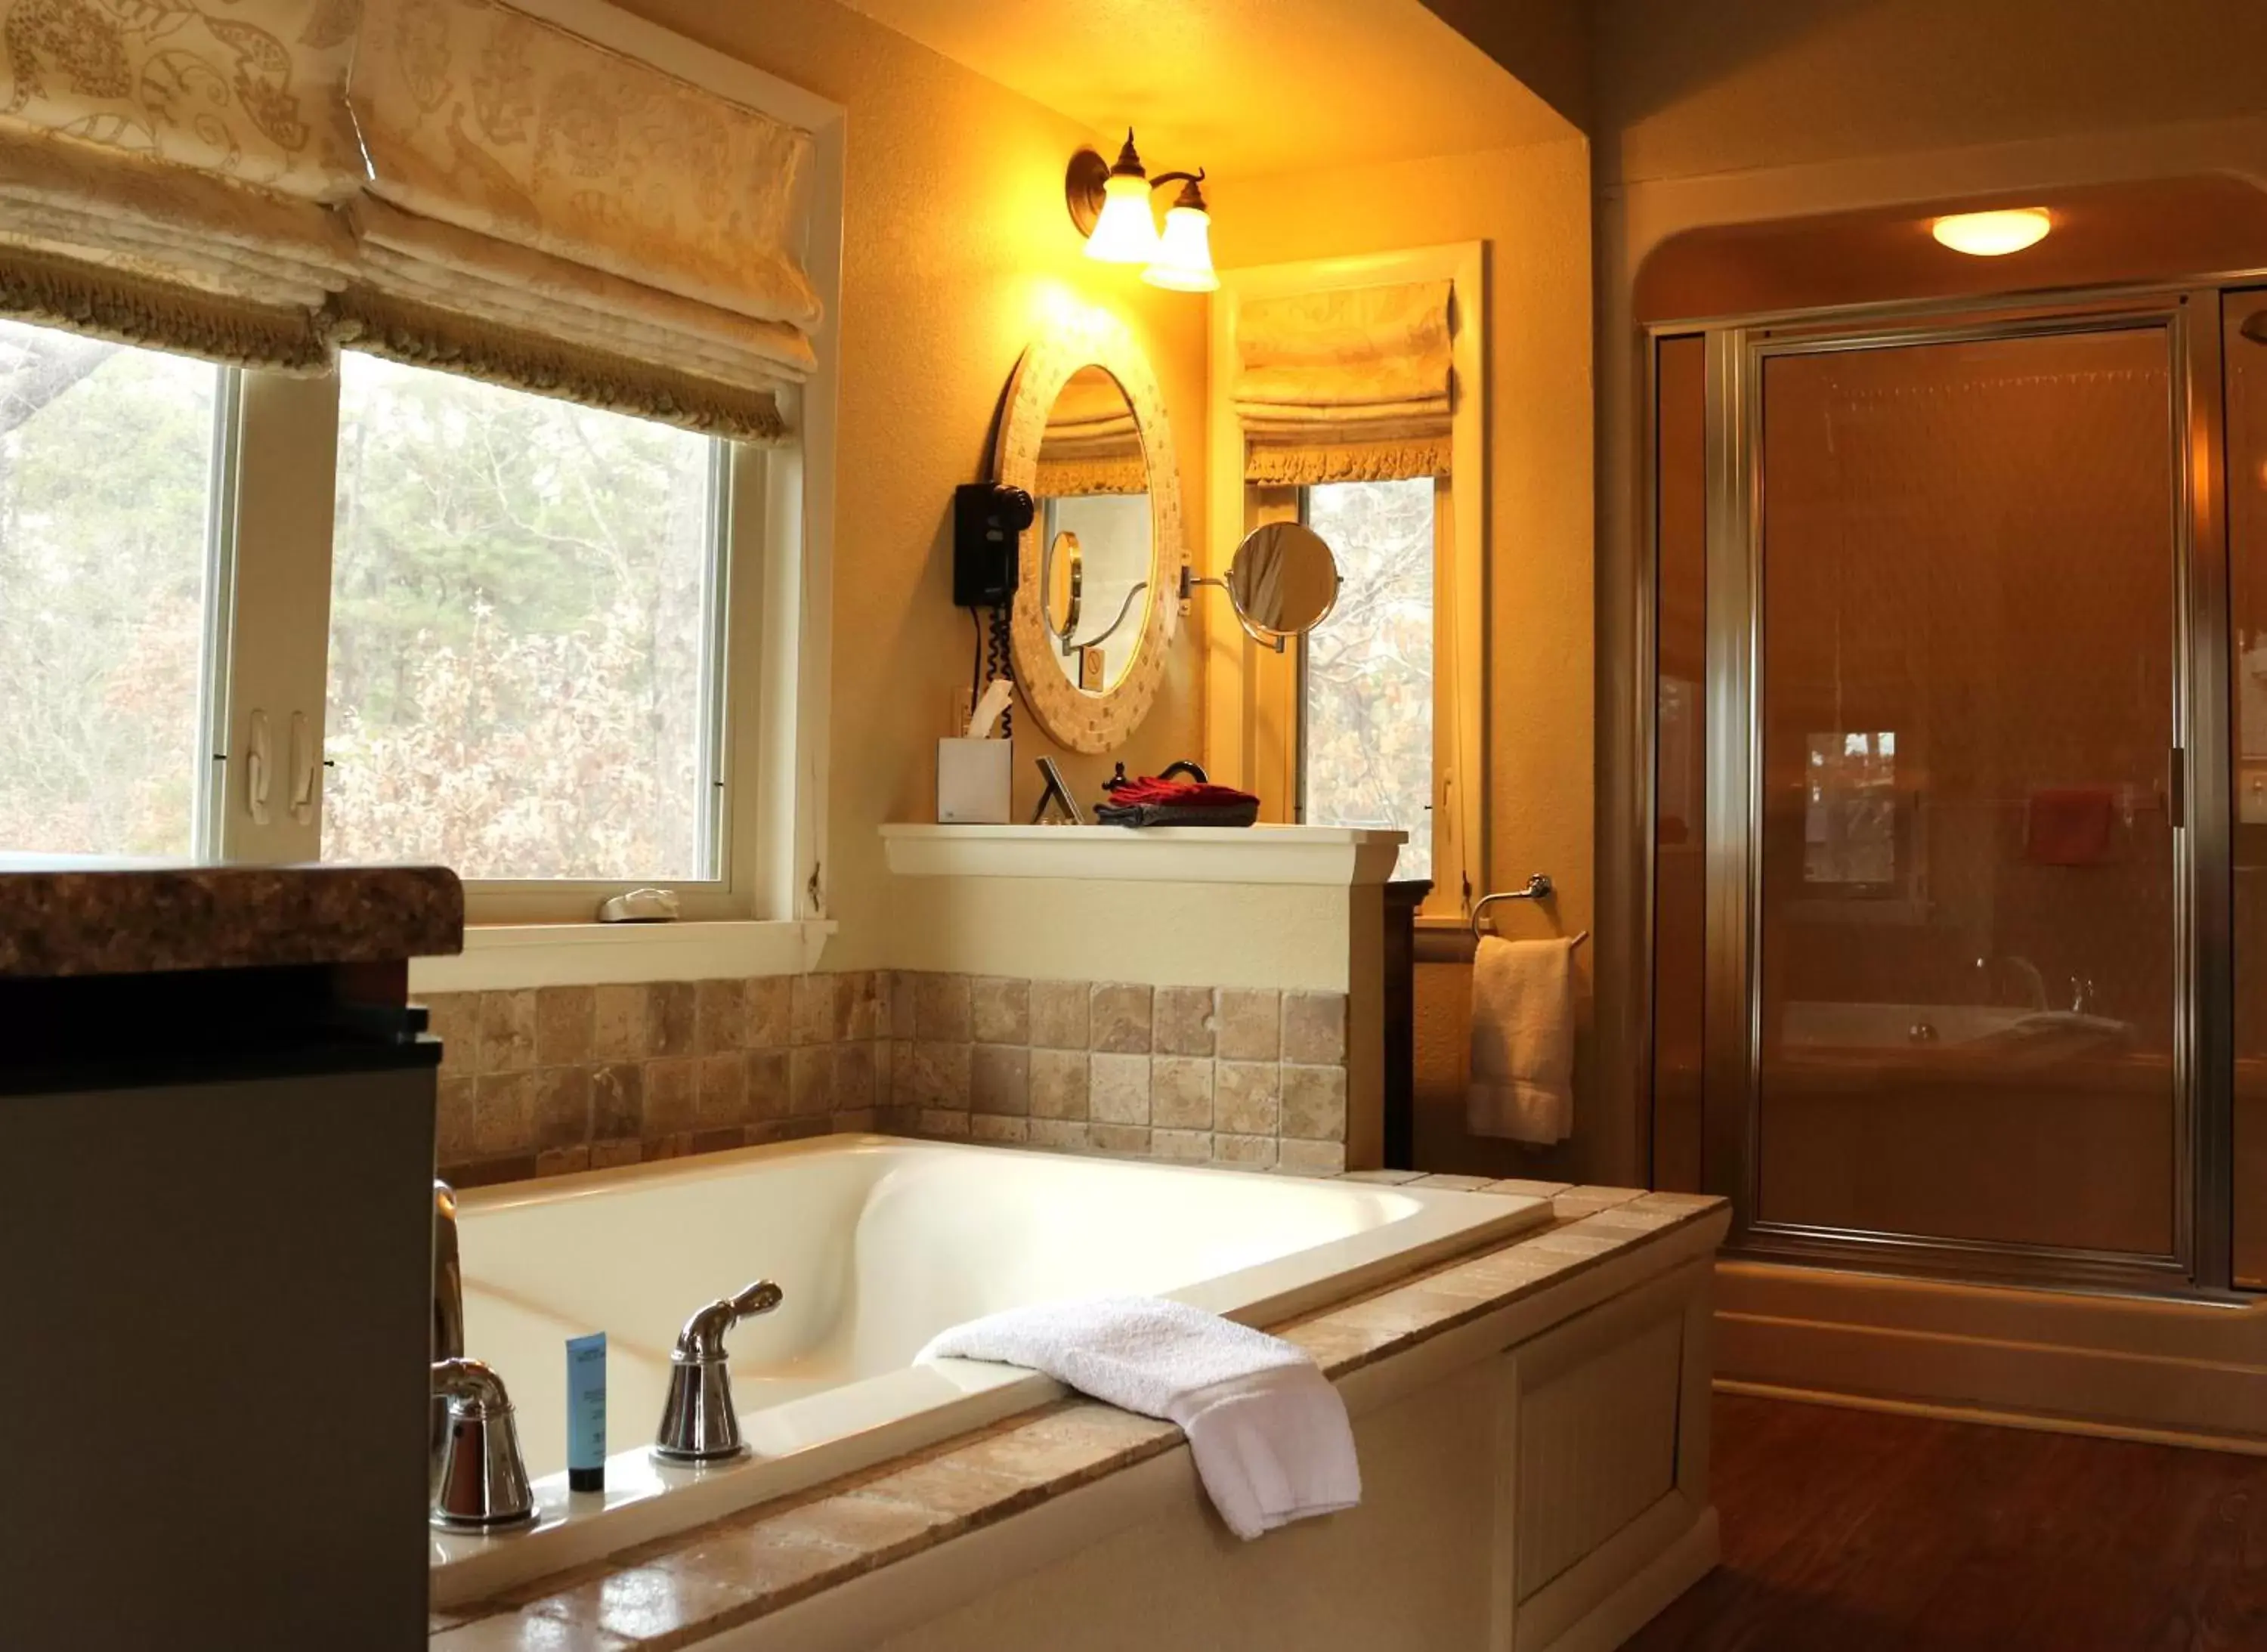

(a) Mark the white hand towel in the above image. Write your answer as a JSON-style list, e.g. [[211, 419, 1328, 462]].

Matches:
[[917, 1295, 1360, 1540], [1467, 934, 1577, 1143]]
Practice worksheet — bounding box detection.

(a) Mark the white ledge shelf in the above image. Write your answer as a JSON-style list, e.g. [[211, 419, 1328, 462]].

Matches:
[[880, 824, 1407, 887]]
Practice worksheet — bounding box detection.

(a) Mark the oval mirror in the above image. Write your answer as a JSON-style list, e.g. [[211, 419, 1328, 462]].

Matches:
[[1033, 365, 1153, 696], [994, 311, 1184, 755], [1226, 522, 1340, 639]]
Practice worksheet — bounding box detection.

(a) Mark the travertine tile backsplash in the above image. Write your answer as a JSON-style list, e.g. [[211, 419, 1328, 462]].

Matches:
[[425, 971, 1349, 1187]]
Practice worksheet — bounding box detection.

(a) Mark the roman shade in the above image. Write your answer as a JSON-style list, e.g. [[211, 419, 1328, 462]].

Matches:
[[1233, 279, 1455, 485], [340, 0, 818, 438], [0, 0, 362, 368], [1035, 367, 1146, 496], [0, 0, 823, 436]]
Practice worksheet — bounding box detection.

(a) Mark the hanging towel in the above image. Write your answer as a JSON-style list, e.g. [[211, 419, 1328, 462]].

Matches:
[[916, 1295, 1360, 1540], [2024, 787, 2116, 866], [1467, 935, 1577, 1143]]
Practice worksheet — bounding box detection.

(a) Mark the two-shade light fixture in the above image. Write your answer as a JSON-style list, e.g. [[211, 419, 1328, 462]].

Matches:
[[1066, 131, 1217, 292]]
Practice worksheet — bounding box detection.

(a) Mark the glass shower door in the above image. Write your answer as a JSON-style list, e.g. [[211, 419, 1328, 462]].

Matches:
[[2228, 290, 2267, 1286], [1746, 325, 2183, 1263]]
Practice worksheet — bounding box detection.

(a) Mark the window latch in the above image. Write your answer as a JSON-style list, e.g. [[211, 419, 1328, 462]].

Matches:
[[246, 710, 271, 826], [289, 711, 319, 826]]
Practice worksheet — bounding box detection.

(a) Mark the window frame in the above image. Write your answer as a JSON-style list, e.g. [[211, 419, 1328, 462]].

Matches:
[[205, 0, 839, 941], [1292, 474, 1450, 888], [203, 349, 818, 927], [1204, 243, 1487, 921]]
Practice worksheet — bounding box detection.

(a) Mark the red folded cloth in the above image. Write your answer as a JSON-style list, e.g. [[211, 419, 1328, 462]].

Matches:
[[2024, 787, 2115, 866], [1105, 776, 1260, 809]]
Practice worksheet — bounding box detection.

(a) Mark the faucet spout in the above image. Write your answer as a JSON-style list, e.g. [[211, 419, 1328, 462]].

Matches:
[[434, 1180, 463, 1363]]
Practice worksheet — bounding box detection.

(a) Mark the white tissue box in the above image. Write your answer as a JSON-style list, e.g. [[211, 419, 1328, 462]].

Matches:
[[937, 738, 1013, 824]]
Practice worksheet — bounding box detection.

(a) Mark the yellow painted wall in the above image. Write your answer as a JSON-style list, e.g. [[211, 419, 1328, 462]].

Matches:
[[1594, 0, 2267, 188], [1207, 138, 1602, 1179], [614, 0, 1212, 973]]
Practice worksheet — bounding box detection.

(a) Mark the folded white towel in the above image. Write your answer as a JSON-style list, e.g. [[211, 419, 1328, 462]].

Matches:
[[1468, 934, 1577, 1143], [917, 1295, 1360, 1540]]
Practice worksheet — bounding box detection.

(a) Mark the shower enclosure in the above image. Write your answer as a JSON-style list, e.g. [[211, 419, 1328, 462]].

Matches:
[[1650, 285, 2267, 1295]]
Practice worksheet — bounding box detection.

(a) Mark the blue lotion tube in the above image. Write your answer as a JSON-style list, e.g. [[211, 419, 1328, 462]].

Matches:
[[567, 1332, 607, 1493]]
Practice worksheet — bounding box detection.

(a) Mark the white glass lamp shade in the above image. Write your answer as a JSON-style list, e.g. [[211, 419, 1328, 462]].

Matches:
[[1143, 203, 1217, 291], [1930, 208, 2051, 256], [1085, 174, 1161, 264]]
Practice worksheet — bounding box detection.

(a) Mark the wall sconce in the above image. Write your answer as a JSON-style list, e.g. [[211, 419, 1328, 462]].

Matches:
[[1066, 130, 1217, 292]]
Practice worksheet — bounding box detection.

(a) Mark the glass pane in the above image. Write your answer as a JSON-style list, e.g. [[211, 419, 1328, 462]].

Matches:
[[0, 320, 217, 857], [1653, 334, 1707, 1192], [324, 354, 718, 881], [2228, 291, 2267, 1285], [1756, 329, 2177, 1256], [1301, 477, 1437, 882]]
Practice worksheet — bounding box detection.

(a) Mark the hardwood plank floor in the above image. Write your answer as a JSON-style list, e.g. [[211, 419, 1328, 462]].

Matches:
[[1625, 1394, 2267, 1651]]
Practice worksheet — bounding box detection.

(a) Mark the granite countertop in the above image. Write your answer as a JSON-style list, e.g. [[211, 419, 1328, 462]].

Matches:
[[428, 1180, 1730, 1650], [0, 859, 464, 977]]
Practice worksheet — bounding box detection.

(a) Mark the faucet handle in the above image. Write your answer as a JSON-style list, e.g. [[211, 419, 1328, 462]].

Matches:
[[430, 1357, 536, 1530], [654, 1280, 784, 1464], [673, 1279, 784, 1365]]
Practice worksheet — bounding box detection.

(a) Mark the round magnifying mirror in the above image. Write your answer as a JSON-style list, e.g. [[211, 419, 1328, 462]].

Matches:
[[1043, 529, 1084, 642], [1226, 522, 1340, 639]]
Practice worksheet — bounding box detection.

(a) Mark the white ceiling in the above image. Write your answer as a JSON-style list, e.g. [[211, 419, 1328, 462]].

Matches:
[[836, 0, 1573, 181]]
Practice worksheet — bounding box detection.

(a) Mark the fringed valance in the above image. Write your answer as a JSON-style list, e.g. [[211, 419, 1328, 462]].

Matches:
[[333, 289, 787, 444], [0, 244, 332, 373], [1235, 279, 1454, 485], [0, 0, 821, 428]]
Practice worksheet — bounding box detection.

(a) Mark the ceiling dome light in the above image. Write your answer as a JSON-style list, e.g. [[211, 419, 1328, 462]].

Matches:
[[1143, 175, 1217, 292], [1931, 208, 2052, 256]]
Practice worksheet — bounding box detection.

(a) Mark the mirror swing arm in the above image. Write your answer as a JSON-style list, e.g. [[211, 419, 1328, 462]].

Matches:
[[1177, 561, 1341, 654]]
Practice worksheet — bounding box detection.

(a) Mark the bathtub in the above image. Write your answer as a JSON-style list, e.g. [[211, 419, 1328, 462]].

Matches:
[[430, 1135, 1549, 1606]]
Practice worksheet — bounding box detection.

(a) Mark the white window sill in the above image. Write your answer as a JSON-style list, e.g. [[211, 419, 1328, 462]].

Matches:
[[879, 824, 1408, 887], [407, 918, 835, 995]]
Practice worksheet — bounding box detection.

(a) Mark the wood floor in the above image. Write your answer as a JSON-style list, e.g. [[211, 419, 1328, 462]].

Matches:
[[1624, 1394, 2267, 1651]]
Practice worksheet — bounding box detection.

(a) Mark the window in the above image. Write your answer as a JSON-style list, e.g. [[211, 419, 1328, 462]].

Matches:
[[1208, 243, 1483, 919], [0, 319, 223, 858], [1803, 731, 1899, 888], [324, 354, 725, 882], [0, 324, 797, 923], [1300, 477, 1438, 882]]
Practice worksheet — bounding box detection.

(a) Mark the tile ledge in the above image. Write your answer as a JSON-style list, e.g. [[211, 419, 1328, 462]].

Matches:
[[410, 919, 837, 993]]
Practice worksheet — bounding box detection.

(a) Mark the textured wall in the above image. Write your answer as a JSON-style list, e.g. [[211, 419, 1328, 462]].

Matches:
[[611, 0, 1213, 972], [1593, 0, 2267, 188], [1208, 138, 1601, 1180]]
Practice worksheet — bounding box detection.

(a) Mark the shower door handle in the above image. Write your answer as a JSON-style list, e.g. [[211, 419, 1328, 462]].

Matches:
[[2168, 747, 2187, 831]]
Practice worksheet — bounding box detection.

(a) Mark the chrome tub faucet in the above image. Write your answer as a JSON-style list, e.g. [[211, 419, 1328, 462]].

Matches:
[[429, 1180, 534, 1530], [654, 1279, 785, 1463]]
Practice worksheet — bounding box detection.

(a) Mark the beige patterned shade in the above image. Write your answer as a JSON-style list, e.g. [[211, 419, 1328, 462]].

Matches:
[[1234, 279, 1455, 484], [348, 0, 821, 345], [0, 0, 821, 420], [0, 0, 362, 367], [0, 0, 364, 202]]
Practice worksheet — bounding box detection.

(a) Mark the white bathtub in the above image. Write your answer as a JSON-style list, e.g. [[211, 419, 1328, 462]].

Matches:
[[430, 1135, 1548, 1606]]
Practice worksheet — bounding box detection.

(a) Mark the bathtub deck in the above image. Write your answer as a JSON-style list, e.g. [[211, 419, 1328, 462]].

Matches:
[[426, 1178, 1727, 1650]]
